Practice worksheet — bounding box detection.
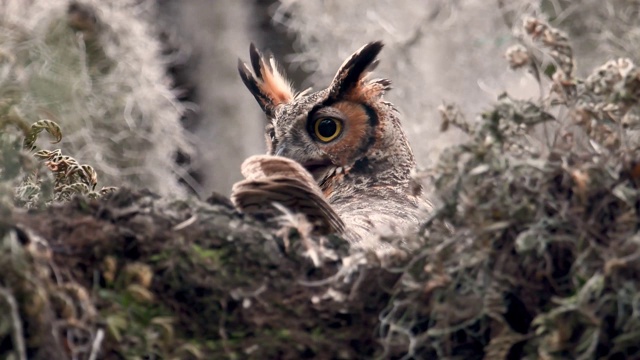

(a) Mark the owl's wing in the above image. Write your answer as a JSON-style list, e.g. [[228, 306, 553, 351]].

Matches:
[[231, 155, 345, 235], [239, 154, 312, 181]]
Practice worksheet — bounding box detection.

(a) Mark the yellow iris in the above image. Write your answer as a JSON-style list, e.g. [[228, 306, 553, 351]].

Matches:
[[314, 117, 342, 142]]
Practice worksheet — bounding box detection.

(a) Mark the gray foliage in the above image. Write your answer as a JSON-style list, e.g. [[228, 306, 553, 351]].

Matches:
[[1, 0, 193, 196]]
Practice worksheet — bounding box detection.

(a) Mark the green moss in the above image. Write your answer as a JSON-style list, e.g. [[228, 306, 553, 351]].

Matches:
[[190, 244, 226, 269]]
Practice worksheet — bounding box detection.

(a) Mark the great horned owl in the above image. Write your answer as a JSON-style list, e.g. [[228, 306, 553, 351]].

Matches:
[[232, 41, 429, 250]]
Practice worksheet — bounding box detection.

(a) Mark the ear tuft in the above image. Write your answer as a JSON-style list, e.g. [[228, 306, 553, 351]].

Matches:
[[328, 41, 385, 101], [362, 78, 392, 99], [238, 59, 271, 112], [249, 43, 264, 80], [238, 43, 296, 117]]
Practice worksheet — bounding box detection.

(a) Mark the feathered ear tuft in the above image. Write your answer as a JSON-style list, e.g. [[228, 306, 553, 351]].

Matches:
[[238, 43, 295, 117], [328, 41, 389, 101]]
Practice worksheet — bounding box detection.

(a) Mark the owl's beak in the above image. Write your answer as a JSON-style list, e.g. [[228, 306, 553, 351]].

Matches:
[[275, 145, 287, 157]]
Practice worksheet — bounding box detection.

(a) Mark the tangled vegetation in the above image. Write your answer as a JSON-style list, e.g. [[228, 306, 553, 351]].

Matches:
[[1, 11, 640, 360], [0, 108, 115, 209], [386, 17, 640, 359]]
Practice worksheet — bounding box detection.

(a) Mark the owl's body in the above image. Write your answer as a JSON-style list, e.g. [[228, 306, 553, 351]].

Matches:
[[233, 42, 428, 250]]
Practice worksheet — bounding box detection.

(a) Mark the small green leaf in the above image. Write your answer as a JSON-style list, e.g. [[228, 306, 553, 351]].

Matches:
[[543, 63, 557, 79]]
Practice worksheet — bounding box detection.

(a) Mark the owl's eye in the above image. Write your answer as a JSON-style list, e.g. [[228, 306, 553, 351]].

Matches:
[[313, 117, 343, 142]]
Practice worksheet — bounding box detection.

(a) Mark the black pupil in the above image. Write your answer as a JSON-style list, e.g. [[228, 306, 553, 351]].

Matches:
[[318, 119, 337, 138]]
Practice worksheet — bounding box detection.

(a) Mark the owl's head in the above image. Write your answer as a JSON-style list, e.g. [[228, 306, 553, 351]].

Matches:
[[238, 42, 415, 189]]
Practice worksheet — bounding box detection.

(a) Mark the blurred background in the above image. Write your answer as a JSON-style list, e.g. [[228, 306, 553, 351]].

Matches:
[[2, 0, 639, 197]]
